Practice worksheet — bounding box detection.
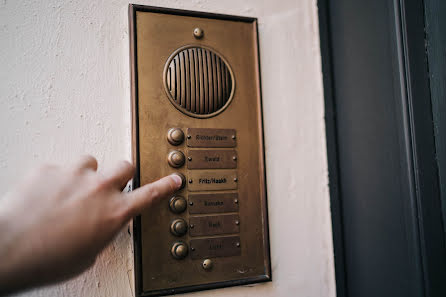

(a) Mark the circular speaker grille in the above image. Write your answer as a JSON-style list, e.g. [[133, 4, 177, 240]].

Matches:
[[164, 46, 235, 118]]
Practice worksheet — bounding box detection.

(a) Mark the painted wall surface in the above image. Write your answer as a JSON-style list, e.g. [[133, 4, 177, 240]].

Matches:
[[0, 0, 335, 296]]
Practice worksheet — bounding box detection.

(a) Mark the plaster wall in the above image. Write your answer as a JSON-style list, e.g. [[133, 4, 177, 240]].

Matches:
[[0, 0, 335, 296]]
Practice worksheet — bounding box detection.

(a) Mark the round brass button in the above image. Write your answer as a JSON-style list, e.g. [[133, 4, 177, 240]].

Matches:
[[167, 128, 185, 146], [202, 259, 213, 271], [170, 218, 188, 236], [169, 196, 187, 213], [171, 172, 186, 190], [168, 150, 185, 168], [171, 242, 188, 259]]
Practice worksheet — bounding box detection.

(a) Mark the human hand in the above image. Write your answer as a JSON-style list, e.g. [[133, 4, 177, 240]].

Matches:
[[0, 156, 182, 295]]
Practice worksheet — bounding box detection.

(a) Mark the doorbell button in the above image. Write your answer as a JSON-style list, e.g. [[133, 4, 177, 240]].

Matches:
[[171, 242, 189, 259], [167, 128, 185, 145], [171, 173, 186, 190], [170, 218, 188, 236], [169, 196, 187, 213], [168, 150, 186, 168]]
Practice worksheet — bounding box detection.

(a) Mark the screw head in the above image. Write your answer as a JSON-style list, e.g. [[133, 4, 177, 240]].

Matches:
[[202, 259, 213, 271], [189, 179, 193, 184], [187, 135, 192, 139], [193, 27, 204, 39], [234, 177, 238, 182], [236, 242, 240, 247], [235, 220, 240, 225], [188, 156, 192, 161], [232, 135, 236, 140], [234, 199, 239, 204], [233, 156, 237, 161]]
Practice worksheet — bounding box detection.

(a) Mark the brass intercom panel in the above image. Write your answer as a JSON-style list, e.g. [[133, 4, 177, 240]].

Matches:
[[129, 5, 271, 296]]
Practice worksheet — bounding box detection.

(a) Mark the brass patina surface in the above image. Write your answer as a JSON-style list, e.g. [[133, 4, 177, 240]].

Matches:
[[187, 149, 237, 169], [186, 128, 236, 147], [190, 236, 241, 260], [187, 170, 237, 191], [188, 193, 239, 214], [189, 214, 240, 237], [130, 5, 270, 295]]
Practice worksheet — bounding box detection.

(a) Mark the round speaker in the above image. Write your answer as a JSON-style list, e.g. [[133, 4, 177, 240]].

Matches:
[[163, 45, 235, 118]]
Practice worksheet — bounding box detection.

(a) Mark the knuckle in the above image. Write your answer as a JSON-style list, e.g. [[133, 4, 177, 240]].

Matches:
[[94, 175, 112, 192], [120, 160, 135, 175]]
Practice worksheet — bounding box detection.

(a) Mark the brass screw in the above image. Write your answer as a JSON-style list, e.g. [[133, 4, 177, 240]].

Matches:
[[187, 135, 191, 139], [233, 156, 237, 161], [234, 177, 238, 182], [188, 156, 192, 161], [189, 179, 193, 184], [232, 135, 236, 140], [193, 27, 204, 39]]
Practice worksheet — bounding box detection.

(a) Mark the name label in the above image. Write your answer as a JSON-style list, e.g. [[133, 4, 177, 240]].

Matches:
[[189, 214, 240, 237], [188, 150, 237, 169], [188, 170, 237, 192], [189, 193, 239, 214], [187, 128, 236, 148], [190, 236, 241, 259]]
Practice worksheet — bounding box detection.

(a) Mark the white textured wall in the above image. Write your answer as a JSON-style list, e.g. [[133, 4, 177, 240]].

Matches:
[[0, 0, 335, 296]]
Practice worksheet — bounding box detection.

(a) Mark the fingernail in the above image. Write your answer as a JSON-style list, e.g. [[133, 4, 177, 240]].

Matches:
[[170, 174, 183, 189]]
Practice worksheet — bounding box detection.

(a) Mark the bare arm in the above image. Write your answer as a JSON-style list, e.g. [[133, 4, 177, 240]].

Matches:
[[0, 156, 182, 295]]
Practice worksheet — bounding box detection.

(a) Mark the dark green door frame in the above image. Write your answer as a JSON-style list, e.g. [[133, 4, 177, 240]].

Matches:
[[318, 0, 446, 296]]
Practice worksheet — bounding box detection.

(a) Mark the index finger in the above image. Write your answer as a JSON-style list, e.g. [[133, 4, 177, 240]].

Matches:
[[73, 155, 98, 172], [123, 174, 182, 217]]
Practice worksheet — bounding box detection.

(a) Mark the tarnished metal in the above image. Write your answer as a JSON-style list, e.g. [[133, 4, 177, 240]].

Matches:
[[202, 259, 213, 271], [130, 5, 270, 296], [167, 128, 185, 145], [169, 196, 187, 214], [190, 236, 241, 259], [167, 150, 186, 168], [188, 193, 239, 214], [164, 46, 234, 118], [189, 214, 240, 237], [187, 170, 238, 191], [193, 27, 204, 39], [170, 218, 188, 236], [171, 242, 189, 259], [186, 128, 236, 148], [187, 150, 237, 169]]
